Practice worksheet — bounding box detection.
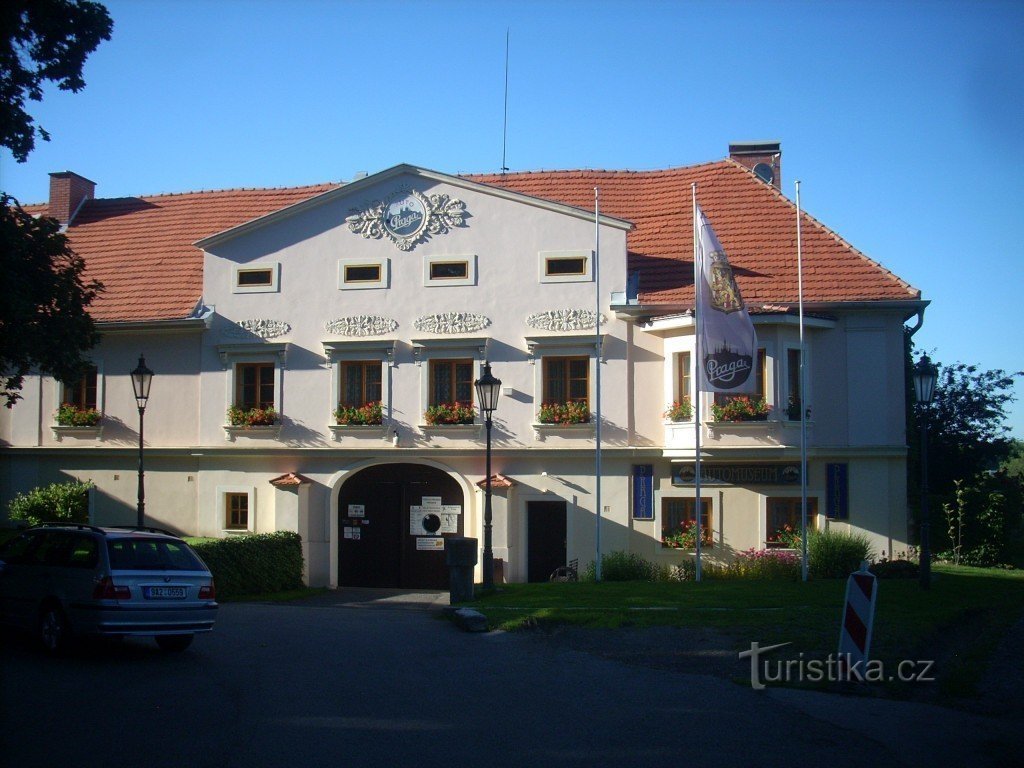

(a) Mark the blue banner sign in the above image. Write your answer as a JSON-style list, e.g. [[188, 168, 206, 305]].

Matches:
[[633, 464, 654, 520], [826, 462, 849, 519]]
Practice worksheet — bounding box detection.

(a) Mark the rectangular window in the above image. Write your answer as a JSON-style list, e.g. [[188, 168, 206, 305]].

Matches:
[[545, 257, 587, 276], [341, 361, 382, 407], [766, 497, 818, 547], [236, 268, 273, 287], [430, 359, 474, 406], [235, 363, 275, 409], [787, 348, 802, 420], [225, 493, 249, 530], [676, 352, 691, 402], [63, 366, 98, 410], [543, 356, 589, 404], [429, 260, 469, 280], [344, 264, 382, 283], [662, 498, 713, 548], [714, 348, 768, 407]]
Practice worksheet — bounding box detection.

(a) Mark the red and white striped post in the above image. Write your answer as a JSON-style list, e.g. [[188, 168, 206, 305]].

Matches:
[[838, 560, 877, 679]]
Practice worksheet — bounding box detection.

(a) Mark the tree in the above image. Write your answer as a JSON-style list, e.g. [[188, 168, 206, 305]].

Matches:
[[1, 0, 113, 162], [1, 0, 111, 405]]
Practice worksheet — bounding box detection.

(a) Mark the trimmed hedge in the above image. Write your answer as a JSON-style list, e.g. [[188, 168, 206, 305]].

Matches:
[[187, 532, 304, 599]]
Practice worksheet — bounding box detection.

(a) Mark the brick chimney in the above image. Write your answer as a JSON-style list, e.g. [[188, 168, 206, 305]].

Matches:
[[48, 171, 96, 226], [728, 142, 781, 190]]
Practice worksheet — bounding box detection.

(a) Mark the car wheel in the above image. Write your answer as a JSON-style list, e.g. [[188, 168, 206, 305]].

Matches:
[[38, 605, 70, 654], [155, 634, 193, 652]]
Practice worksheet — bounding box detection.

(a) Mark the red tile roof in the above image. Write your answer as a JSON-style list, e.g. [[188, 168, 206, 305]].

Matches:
[[465, 160, 920, 307], [31, 159, 918, 323]]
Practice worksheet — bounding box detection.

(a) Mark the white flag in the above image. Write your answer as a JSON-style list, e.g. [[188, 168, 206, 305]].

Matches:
[[696, 205, 758, 392]]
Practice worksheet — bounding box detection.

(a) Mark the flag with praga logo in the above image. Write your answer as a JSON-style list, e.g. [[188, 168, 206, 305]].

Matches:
[[695, 205, 758, 392]]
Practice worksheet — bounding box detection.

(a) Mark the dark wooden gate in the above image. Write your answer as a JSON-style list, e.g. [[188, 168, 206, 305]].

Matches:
[[527, 500, 567, 583], [338, 463, 464, 589]]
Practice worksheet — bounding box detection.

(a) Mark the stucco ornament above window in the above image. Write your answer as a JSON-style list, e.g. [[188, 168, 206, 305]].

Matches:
[[526, 309, 606, 332], [224, 319, 292, 340], [413, 312, 491, 334], [325, 316, 399, 337], [346, 188, 467, 251]]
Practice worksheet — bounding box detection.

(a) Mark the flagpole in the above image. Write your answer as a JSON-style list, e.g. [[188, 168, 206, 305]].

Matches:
[[594, 186, 603, 582], [796, 180, 808, 582], [692, 183, 703, 582]]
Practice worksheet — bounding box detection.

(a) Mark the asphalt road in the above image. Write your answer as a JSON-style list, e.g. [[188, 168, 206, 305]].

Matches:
[[2, 590, 1020, 768]]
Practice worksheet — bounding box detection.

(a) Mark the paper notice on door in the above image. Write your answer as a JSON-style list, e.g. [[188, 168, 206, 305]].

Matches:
[[421, 496, 442, 510]]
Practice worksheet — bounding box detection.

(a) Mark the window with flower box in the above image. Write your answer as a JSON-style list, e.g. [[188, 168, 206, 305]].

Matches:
[[424, 359, 475, 424], [57, 365, 101, 426], [661, 497, 713, 548], [766, 497, 818, 548], [539, 356, 590, 424], [335, 361, 383, 425], [712, 348, 768, 420]]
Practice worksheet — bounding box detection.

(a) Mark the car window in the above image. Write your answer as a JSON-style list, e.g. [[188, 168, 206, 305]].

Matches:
[[67, 535, 99, 569], [107, 538, 205, 571], [40, 533, 76, 566], [0, 532, 42, 564]]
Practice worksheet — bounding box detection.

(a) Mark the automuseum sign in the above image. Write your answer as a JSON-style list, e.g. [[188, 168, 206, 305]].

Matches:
[[672, 463, 800, 486]]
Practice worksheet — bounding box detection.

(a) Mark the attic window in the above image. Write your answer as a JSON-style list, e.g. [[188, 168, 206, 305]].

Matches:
[[233, 263, 280, 294], [423, 254, 476, 287], [345, 264, 382, 283], [339, 257, 388, 290], [539, 250, 592, 284]]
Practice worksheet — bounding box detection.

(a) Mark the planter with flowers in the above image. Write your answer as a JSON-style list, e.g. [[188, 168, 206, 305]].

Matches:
[[538, 401, 590, 425], [662, 520, 712, 549], [224, 406, 280, 441], [663, 397, 693, 423], [767, 523, 802, 549], [424, 402, 475, 426], [711, 396, 771, 422], [334, 401, 383, 426], [51, 403, 103, 440]]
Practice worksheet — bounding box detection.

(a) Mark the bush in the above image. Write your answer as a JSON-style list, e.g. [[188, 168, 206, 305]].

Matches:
[[870, 558, 919, 579], [582, 551, 668, 582], [7, 480, 94, 527], [731, 548, 802, 580], [187, 531, 303, 599], [807, 529, 874, 578]]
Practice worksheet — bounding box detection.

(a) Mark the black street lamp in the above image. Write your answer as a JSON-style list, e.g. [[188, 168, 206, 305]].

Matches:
[[130, 355, 154, 528], [474, 362, 502, 590], [913, 353, 938, 590]]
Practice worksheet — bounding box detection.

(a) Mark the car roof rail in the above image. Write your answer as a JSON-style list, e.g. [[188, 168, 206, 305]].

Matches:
[[30, 522, 107, 534], [106, 525, 176, 536]]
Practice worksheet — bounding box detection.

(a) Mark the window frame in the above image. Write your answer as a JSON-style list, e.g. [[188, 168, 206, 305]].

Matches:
[[423, 254, 476, 287], [234, 361, 276, 410], [232, 262, 280, 294], [765, 496, 819, 548], [538, 249, 593, 284], [661, 497, 714, 549], [218, 485, 256, 533], [428, 358, 476, 407], [217, 344, 288, 428], [339, 360, 383, 408], [541, 355, 590, 406], [55, 362, 104, 416], [338, 257, 389, 290]]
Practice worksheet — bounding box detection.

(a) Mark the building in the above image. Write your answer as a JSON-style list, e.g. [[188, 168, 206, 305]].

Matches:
[[0, 143, 926, 586]]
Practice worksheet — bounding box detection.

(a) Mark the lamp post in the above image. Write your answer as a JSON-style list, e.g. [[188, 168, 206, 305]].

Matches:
[[913, 353, 937, 590], [130, 355, 154, 528], [474, 362, 502, 590]]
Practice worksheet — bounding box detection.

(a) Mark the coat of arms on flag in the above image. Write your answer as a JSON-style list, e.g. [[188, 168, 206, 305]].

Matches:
[[708, 250, 743, 314]]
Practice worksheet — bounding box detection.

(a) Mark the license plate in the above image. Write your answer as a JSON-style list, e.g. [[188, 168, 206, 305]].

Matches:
[[144, 586, 186, 599]]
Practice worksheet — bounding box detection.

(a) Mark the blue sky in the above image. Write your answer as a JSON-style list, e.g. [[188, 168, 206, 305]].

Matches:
[[2, 0, 1022, 436]]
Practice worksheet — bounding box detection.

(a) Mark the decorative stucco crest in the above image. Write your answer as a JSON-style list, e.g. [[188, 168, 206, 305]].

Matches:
[[413, 312, 491, 334], [224, 319, 291, 339], [346, 187, 466, 251], [526, 309, 605, 332], [324, 315, 399, 337]]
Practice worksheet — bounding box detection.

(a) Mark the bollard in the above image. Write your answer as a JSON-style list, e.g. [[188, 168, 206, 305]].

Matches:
[[445, 536, 478, 604]]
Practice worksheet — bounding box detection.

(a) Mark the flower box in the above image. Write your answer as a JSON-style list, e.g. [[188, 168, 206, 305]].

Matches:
[[663, 397, 693, 422], [424, 403, 475, 425], [538, 401, 590, 425], [334, 401, 383, 426], [227, 406, 278, 427], [711, 396, 770, 422], [56, 404, 101, 427]]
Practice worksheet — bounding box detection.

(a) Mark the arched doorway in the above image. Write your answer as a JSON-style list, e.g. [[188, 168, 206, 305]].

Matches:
[[337, 463, 465, 588]]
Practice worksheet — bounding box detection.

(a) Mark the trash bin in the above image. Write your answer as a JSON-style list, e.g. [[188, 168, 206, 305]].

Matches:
[[445, 536, 478, 604]]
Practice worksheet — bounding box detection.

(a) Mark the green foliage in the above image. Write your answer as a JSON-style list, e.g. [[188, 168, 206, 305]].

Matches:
[[870, 554, 919, 579], [938, 472, 1022, 567], [226, 405, 277, 426], [56, 402, 100, 426], [807, 529, 873, 578], [582, 551, 668, 582], [662, 398, 693, 422], [7, 480, 94, 526], [424, 402, 475, 425], [334, 401, 382, 425], [1, 196, 103, 407], [711, 396, 770, 422], [187, 532, 303, 599], [1002, 440, 1024, 482], [730, 548, 802, 580], [1, 0, 114, 161], [538, 401, 590, 424], [661, 520, 711, 549]]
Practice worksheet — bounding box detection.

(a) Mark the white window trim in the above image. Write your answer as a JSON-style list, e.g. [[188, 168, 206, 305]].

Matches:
[[526, 335, 603, 429], [338, 257, 389, 290], [761, 493, 822, 548], [323, 340, 395, 440], [233, 262, 280, 294], [217, 343, 287, 437], [218, 485, 256, 534], [539, 249, 593, 284], [412, 338, 489, 427], [423, 254, 477, 287]]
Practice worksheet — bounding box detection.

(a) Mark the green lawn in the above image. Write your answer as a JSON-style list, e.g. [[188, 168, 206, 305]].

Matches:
[[466, 564, 1024, 699]]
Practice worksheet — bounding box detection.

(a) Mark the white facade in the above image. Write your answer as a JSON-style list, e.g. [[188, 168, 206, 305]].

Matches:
[[1, 165, 916, 586]]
